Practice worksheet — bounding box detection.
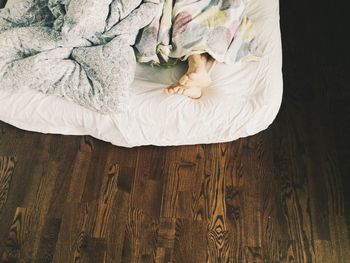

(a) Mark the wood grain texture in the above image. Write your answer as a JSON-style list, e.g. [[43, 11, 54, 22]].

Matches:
[[0, 118, 348, 263], [0, 0, 349, 261], [0, 157, 16, 219]]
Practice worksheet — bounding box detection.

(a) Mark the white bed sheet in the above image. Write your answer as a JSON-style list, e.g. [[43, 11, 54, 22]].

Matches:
[[0, 0, 283, 147]]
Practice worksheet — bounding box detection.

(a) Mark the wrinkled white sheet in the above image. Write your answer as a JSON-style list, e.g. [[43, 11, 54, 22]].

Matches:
[[0, 0, 282, 147]]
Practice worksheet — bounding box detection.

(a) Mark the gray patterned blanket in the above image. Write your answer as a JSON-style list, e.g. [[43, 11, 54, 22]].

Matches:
[[0, 0, 161, 113]]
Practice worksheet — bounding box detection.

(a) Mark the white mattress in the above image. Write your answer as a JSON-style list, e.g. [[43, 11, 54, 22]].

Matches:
[[0, 0, 282, 147]]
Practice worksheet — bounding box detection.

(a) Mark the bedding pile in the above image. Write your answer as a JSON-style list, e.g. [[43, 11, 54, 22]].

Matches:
[[0, 0, 161, 113], [0, 0, 255, 114]]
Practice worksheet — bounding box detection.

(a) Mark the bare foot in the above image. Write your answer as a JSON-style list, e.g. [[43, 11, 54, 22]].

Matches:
[[164, 54, 213, 99], [164, 83, 203, 99]]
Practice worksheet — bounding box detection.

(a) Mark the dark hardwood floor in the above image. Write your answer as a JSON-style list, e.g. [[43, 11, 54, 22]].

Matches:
[[0, 0, 349, 262]]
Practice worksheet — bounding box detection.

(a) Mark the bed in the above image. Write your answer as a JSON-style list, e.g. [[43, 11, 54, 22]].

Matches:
[[0, 0, 282, 147]]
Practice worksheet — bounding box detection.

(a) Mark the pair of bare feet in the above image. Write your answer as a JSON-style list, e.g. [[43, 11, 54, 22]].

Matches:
[[164, 53, 214, 99]]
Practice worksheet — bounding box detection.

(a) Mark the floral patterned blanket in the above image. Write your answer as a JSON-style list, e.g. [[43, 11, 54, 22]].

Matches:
[[135, 0, 257, 66]]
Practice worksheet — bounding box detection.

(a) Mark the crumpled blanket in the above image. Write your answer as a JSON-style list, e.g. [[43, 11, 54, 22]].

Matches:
[[0, 0, 161, 113]]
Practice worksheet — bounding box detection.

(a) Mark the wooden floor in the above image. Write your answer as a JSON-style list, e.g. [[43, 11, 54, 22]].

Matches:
[[0, 1, 349, 263]]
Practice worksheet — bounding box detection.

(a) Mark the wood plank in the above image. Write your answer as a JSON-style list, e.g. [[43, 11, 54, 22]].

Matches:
[[205, 144, 230, 263], [0, 156, 16, 219], [1, 207, 33, 261]]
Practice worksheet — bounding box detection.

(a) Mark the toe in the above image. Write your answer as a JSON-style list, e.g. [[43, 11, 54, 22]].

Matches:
[[167, 87, 174, 94], [177, 87, 185, 95], [179, 74, 189, 85], [173, 85, 182, 93], [165, 84, 185, 95]]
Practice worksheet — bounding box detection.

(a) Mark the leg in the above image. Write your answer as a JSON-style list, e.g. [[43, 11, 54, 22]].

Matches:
[[164, 53, 215, 99]]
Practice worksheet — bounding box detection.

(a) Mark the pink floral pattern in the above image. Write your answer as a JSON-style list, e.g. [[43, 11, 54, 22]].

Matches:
[[172, 12, 192, 38], [135, 0, 256, 65]]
